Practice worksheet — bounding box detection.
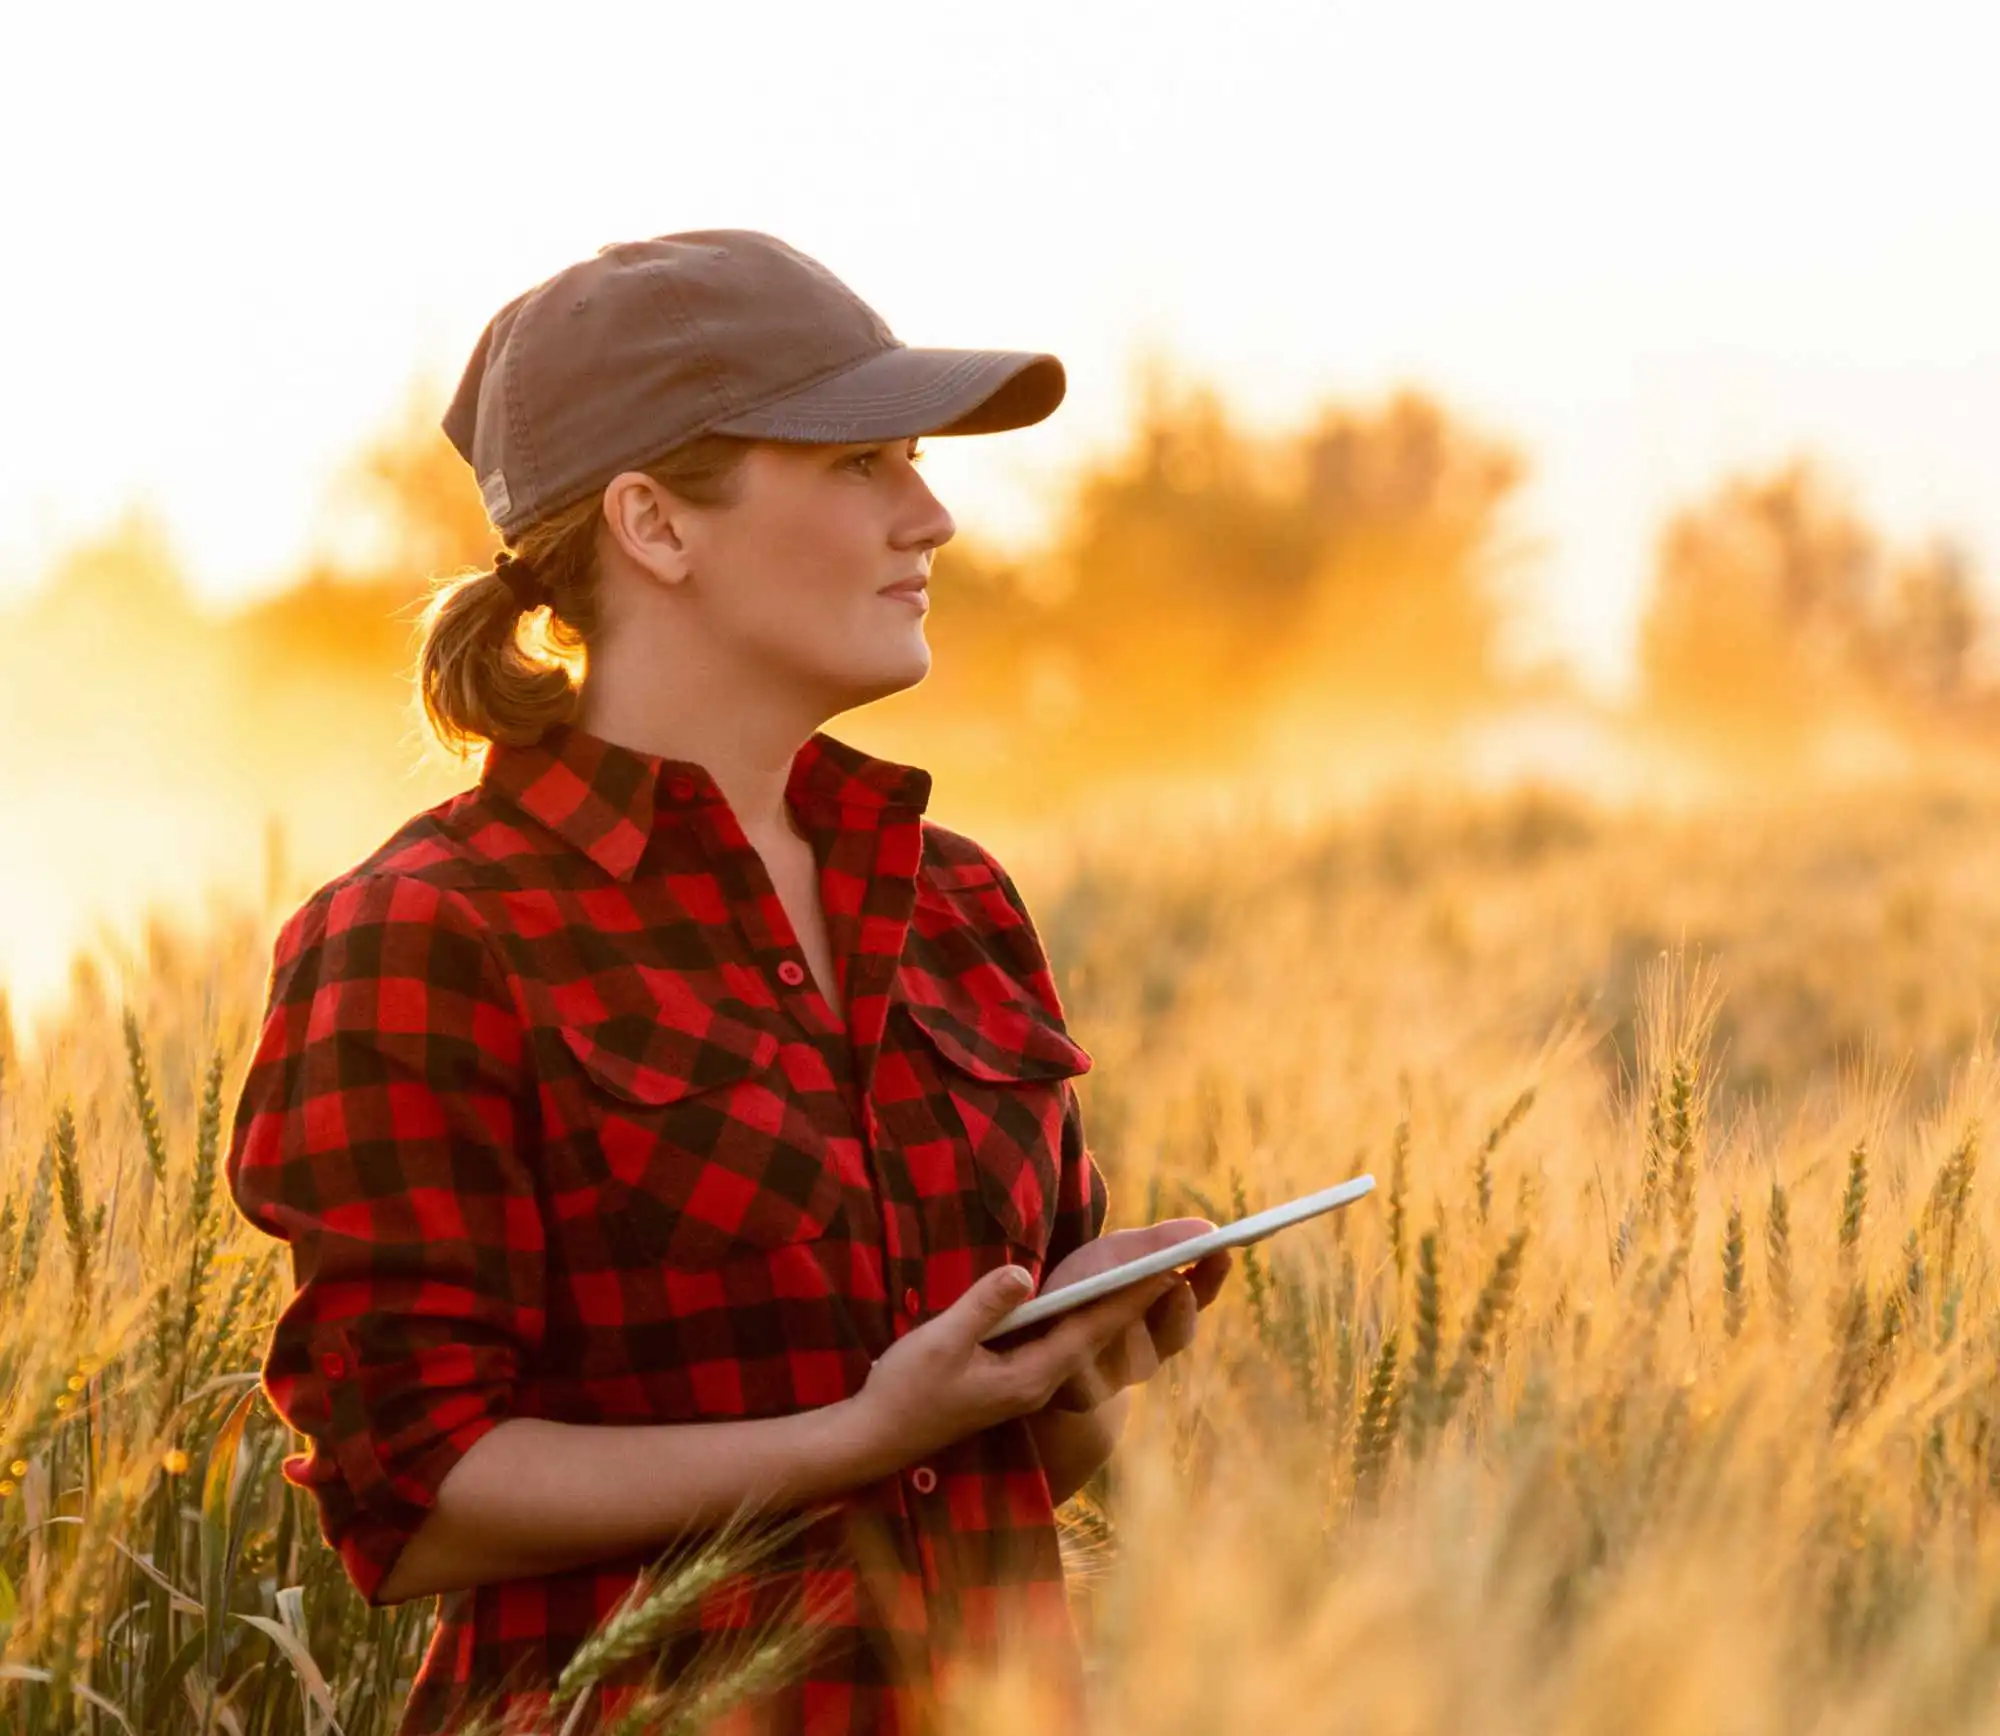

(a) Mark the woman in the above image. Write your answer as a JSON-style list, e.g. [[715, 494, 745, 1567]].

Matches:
[[226, 229, 1232, 1736]]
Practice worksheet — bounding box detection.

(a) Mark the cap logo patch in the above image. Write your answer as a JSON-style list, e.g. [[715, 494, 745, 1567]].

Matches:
[[479, 469, 513, 520]]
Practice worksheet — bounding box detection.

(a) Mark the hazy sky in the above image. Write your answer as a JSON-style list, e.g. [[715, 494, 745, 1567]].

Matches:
[[6, 0, 1996, 691]]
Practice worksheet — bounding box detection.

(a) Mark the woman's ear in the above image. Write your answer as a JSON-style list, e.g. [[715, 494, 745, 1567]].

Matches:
[[601, 470, 700, 587]]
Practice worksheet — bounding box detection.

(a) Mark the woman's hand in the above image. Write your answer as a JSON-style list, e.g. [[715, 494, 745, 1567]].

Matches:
[[852, 1259, 1189, 1467], [1033, 1220, 1234, 1413]]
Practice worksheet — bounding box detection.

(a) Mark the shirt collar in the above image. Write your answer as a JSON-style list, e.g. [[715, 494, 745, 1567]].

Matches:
[[479, 719, 934, 882]]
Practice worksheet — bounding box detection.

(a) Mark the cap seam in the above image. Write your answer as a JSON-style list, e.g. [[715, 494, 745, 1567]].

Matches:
[[701, 333, 911, 435], [763, 352, 996, 416], [713, 351, 1029, 439]]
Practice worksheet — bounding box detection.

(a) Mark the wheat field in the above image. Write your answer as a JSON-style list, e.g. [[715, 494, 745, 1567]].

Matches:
[[9, 773, 2000, 1733]]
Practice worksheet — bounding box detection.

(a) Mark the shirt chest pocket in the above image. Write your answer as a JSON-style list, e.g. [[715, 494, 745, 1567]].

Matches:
[[543, 1000, 845, 1271], [893, 995, 1093, 1268]]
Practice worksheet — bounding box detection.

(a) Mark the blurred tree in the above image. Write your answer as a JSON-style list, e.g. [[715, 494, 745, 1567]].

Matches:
[[1639, 459, 1996, 743], [22, 502, 200, 646], [1033, 362, 1317, 782], [1028, 354, 1529, 790], [1288, 388, 1529, 715], [11, 503, 228, 765], [223, 561, 414, 683], [1641, 458, 1876, 735], [1872, 537, 1983, 706]]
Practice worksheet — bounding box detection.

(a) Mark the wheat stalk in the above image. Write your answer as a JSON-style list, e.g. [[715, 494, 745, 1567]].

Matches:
[[1722, 1198, 1747, 1339]]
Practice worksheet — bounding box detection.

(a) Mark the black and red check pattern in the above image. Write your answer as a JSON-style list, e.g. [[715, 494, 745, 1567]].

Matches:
[[225, 720, 1110, 1735]]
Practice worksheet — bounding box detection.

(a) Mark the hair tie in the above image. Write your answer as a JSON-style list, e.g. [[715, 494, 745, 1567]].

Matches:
[[493, 549, 552, 610]]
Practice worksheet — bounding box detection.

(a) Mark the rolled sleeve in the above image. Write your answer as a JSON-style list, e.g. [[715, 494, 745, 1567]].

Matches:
[[226, 871, 546, 1606]]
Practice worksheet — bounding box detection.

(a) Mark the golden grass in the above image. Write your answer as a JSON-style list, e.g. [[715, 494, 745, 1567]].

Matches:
[[13, 775, 2000, 1731]]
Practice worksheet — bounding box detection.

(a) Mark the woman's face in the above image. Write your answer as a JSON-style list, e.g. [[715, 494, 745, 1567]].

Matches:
[[609, 435, 955, 717]]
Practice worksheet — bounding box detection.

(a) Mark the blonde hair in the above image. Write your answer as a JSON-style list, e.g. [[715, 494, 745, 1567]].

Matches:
[[416, 434, 756, 757]]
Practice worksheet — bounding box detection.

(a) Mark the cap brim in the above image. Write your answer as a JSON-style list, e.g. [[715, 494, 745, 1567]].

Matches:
[[706, 347, 1065, 442]]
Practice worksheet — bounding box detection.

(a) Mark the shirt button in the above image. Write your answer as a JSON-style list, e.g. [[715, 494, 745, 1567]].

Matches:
[[910, 1465, 938, 1495], [668, 775, 696, 800], [318, 1352, 346, 1379], [863, 1104, 880, 1141], [902, 1286, 921, 1315], [777, 959, 806, 986]]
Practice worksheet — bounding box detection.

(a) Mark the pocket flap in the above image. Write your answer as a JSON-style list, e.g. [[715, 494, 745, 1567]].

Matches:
[[556, 1009, 781, 1106], [896, 993, 1093, 1084]]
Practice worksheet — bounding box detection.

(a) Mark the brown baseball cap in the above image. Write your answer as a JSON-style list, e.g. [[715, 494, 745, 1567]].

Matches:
[[442, 228, 1067, 540]]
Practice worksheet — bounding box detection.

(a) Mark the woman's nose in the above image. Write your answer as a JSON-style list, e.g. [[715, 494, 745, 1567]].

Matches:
[[905, 475, 955, 551]]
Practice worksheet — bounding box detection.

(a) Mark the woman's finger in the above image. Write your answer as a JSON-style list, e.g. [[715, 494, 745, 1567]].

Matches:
[[1186, 1250, 1233, 1310], [1052, 1313, 1166, 1413], [1145, 1281, 1200, 1360], [1038, 1276, 1178, 1406], [1099, 1319, 1142, 1390], [1123, 1316, 1162, 1384], [1085, 1270, 1181, 1337]]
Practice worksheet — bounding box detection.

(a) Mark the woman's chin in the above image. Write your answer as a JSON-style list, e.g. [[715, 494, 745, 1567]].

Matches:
[[840, 644, 931, 706]]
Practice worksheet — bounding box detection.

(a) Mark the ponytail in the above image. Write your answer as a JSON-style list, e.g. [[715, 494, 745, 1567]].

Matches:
[[416, 434, 755, 758]]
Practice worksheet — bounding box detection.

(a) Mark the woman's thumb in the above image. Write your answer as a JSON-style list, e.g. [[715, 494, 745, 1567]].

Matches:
[[977, 1264, 1037, 1322]]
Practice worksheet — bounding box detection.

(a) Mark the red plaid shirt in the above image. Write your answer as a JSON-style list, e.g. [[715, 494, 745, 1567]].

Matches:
[[225, 719, 1110, 1736]]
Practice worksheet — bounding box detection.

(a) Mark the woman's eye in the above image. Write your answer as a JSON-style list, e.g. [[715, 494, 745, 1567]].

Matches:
[[845, 444, 925, 475]]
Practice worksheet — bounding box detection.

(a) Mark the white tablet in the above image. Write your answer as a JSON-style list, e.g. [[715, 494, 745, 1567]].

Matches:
[[976, 1173, 1377, 1345]]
